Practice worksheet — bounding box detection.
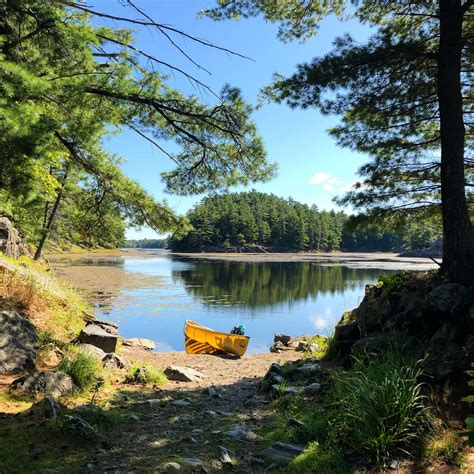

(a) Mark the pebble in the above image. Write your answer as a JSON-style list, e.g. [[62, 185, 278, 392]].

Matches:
[[160, 462, 181, 471], [172, 400, 191, 407]]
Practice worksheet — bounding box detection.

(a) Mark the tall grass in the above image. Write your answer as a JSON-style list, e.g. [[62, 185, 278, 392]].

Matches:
[[269, 346, 431, 469], [0, 253, 90, 340], [58, 351, 103, 391]]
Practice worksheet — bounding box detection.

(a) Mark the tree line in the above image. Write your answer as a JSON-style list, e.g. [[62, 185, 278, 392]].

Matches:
[[170, 191, 442, 253]]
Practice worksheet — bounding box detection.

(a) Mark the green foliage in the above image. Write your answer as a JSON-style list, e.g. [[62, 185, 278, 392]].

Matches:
[[423, 429, 464, 466], [269, 348, 430, 468], [58, 351, 103, 392], [125, 364, 167, 386], [304, 335, 338, 361], [0, 1, 274, 252], [123, 238, 168, 249], [171, 190, 346, 251], [462, 370, 474, 447], [291, 441, 348, 473]]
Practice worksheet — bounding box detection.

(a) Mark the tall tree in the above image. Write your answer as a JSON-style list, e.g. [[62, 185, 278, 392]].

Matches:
[[204, 0, 474, 284], [0, 1, 275, 255]]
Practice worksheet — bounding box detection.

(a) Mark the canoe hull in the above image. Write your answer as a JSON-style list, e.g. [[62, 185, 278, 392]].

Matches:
[[184, 320, 249, 357]]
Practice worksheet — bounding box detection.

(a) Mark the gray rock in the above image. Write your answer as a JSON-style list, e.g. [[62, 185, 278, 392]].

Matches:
[[264, 363, 282, 378], [218, 446, 235, 465], [10, 371, 76, 398], [77, 343, 106, 359], [224, 426, 258, 441], [274, 334, 292, 345], [78, 324, 117, 353], [267, 373, 285, 385], [133, 399, 163, 411], [304, 383, 322, 395], [172, 399, 191, 407], [296, 364, 321, 375], [270, 341, 293, 353], [160, 462, 181, 471], [73, 404, 103, 415], [207, 385, 226, 398], [60, 414, 99, 439], [85, 319, 118, 336], [182, 458, 203, 467], [128, 414, 140, 422], [102, 353, 130, 370], [122, 337, 156, 351], [0, 216, 29, 259], [0, 310, 39, 374], [272, 385, 304, 395], [164, 365, 205, 382], [28, 397, 65, 419], [262, 441, 305, 461]]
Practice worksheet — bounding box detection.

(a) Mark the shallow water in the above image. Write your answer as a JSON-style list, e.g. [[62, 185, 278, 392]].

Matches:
[[57, 251, 420, 353]]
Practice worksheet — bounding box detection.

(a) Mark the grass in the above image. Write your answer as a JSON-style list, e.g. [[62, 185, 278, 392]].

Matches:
[[303, 334, 338, 360], [423, 429, 465, 465], [266, 346, 432, 470], [0, 253, 90, 341], [125, 363, 167, 386], [58, 349, 103, 392]]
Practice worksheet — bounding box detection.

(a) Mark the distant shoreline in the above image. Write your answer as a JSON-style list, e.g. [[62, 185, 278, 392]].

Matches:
[[48, 248, 439, 271]]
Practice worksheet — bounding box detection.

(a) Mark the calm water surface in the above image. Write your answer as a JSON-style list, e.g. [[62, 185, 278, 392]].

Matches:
[[78, 251, 402, 354]]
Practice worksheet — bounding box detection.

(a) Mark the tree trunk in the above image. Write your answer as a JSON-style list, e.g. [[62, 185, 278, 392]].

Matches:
[[437, 0, 474, 285], [34, 172, 68, 260]]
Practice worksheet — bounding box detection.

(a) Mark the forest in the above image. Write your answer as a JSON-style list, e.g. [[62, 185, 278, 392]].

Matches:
[[170, 191, 442, 253]]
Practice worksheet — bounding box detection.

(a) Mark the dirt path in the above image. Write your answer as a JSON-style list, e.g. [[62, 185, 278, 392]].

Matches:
[[84, 348, 301, 472]]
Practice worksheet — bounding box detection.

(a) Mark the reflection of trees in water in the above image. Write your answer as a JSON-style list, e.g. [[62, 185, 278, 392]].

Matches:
[[172, 260, 382, 308]]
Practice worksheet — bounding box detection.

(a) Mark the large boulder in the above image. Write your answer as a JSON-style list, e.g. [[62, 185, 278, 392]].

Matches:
[[0, 310, 39, 374], [77, 343, 106, 359], [78, 324, 117, 353], [10, 371, 77, 398]]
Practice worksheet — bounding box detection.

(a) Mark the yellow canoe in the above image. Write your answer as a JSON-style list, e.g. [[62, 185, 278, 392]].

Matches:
[[184, 320, 250, 357]]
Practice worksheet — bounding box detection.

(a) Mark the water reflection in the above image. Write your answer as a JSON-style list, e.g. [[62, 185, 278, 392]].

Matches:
[[172, 259, 386, 309]]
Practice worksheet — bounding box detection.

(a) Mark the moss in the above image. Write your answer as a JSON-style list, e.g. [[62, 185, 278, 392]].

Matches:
[[125, 363, 167, 386]]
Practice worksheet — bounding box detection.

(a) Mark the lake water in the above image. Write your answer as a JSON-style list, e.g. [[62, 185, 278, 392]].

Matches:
[[55, 250, 418, 354]]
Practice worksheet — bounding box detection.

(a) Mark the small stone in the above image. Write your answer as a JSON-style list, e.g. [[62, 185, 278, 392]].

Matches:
[[272, 384, 304, 396], [122, 338, 156, 351], [270, 341, 293, 353], [217, 410, 235, 417], [264, 363, 282, 378], [207, 386, 222, 398], [128, 414, 139, 422], [296, 364, 321, 375], [267, 373, 285, 385], [304, 383, 322, 395], [160, 462, 181, 471], [218, 446, 235, 465], [102, 353, 130, 370], [274, 334, 292, 345], [204, 410, 216, 416], [172, 399, 191, 407], [164, 365, 206, 382], [224, 426, 257, 441], [60, 415, 99, 439], [192, 429, 204, 435], [28, 397, 65, 419], [182, 458, 203, 467], [262, 441, 305, 461]]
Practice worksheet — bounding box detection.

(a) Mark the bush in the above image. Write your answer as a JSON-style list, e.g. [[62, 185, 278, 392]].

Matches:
[[125, 364, 167, 385], [269, 347, 431, 468], [58, 351, 102, 391]]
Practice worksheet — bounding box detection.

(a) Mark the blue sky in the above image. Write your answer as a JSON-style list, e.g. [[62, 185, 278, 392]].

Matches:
[[100, 1, 372, 239]]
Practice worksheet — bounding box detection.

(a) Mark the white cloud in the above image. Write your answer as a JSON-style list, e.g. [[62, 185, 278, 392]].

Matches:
[[323, 184, 333, 191], [308, 171, 341, 186]]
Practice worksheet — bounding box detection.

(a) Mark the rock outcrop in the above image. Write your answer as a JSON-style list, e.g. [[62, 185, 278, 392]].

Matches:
[[332, 276, 474, 382], [10, 371, 77, 398], [78, 324, 117, 353], [0, 310, 39, 374], [123, 337, 156, 351], [0, 216, 30, 259]]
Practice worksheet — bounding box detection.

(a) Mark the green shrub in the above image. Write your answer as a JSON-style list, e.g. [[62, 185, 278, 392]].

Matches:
[[125, 364, 167, 385], [58, 352, 102, 391], [268, 348, 430, 468]]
